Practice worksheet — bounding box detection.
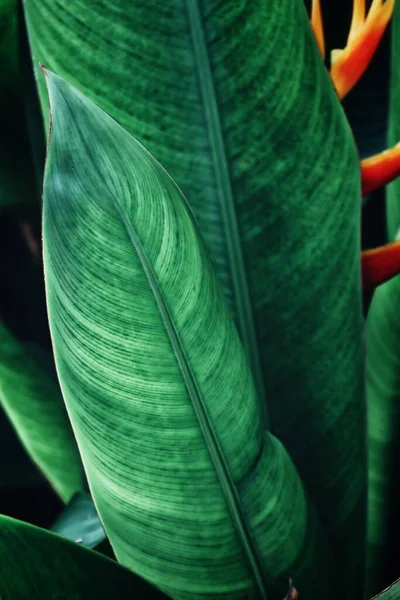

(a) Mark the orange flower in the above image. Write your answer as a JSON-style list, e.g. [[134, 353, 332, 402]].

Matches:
[[311, 0, 325, 60], [361, 142, 400, 196], [362, 241, 400, 289], [311, 1, 400, 290], [311, 0, 395, 99], [332, 0, 395, 98]]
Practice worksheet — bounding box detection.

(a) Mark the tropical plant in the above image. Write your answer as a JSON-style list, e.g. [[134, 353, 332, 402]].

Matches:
[[2, 0, 400, 598]]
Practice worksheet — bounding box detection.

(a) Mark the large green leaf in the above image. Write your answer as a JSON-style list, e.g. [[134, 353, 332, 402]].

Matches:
[[25, 1, 366, 594], [387, 1, 400, 240], [0, 321, 84, 502], [365, 274, 400, 594], [42, 70, 336, 600], [0, 514, 170, 599]]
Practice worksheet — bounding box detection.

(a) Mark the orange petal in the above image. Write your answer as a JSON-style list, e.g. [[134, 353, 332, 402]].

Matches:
[[330, 0, 395, 99], [311, 0, 326, 59], [348, 0, 366, 44], [361, 143, 400, 196], [362, 240, 400, 289]]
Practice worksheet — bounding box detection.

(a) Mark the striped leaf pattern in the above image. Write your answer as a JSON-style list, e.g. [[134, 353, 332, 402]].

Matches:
[[42, 70, 335, 600], [24, 2, 367, 594]]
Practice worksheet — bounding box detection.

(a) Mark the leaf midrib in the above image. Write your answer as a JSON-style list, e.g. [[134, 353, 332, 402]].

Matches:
[[47, 73, 271, 599], [184, 0, 270, 432], [115, 203, 270, 600]]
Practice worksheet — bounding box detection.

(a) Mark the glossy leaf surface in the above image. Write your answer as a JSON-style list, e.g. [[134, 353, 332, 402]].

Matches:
[[42, 70, 335, 600], [25, 2, 367, 594], [0, 515, 170, 599], [51, 492, 106, 549], [0, 322, 84, 502]]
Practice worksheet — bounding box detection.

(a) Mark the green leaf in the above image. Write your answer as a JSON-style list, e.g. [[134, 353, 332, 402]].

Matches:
[[25, 1, 366, 594], [387, 0, 400, 239], [0, 321, 85, 502], [42, 70, 335, 600], [51, 492, 106, 549], [364, 277, 400, 594], [0, 514, 170, 599], [365, 1, 400, 595]]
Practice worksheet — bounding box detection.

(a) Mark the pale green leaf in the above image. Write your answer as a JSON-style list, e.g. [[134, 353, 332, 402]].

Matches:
[[42, 70, 335, 600], [51, 492, 106, 549]]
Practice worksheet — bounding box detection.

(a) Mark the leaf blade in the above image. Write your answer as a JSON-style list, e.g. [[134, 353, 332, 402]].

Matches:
[[183, 0, 267, 423], [0, 321, 84, 502], [25, 1, 366, 594], [0, 514, 170, 599], [42, 70, 335, 600]]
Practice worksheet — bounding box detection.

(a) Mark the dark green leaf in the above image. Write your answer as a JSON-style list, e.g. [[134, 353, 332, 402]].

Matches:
[[365, 1, 400, 595], [387, 1, 400, 239], [364, 277, 400, 594], [0, 321, 85, 502], [0, 514, 170, 599]]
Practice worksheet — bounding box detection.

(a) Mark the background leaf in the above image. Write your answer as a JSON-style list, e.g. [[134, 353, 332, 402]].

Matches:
[[42, 70, 335, 600], [51, 492, 106, 549], [0, 321, 85, 502], [24, 2, 367, 595], [364, 1, 400, 595], [387, 1, 400, 240], [0, 514, 170, 599]]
